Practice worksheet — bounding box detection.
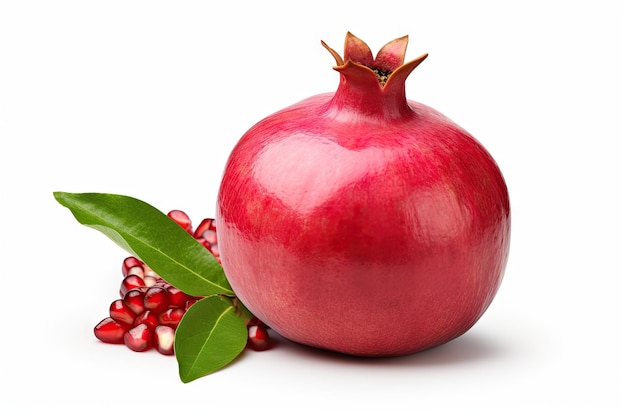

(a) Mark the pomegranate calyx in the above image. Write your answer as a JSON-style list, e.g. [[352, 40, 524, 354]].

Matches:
[[323, 32, 428, 89]]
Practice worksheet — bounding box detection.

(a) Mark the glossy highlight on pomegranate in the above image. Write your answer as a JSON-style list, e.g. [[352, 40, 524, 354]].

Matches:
[[217, 32, 511, 356]]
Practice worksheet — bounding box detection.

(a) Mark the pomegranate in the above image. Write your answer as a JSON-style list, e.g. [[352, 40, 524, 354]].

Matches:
[[216, 33, 511, 356]]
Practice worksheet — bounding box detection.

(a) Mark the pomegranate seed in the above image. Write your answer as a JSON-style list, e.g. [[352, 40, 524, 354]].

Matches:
[[126, 265, 145, 279], [185, 299, 198, 310], [119, 275, 146, 297], [124, 324, 153, 352], [94, 317, 129, 344], [122, 256, 143, 276], [133, 310, 159, 329], [151, 282, 170, 290], [196, 237, 212, 251], [109, 299, 136, 326], [153, 278, 170, 287], [143, 267, 160, 282], [247, 325, 271, 351], [123, 288, 146, 316], [154, 325, 176, 355], [168, 210, 193, 233], [202, 229, 218, 245], [158, 308, 185, 328], [144, 287, 169, 313], [193, 218, 214, 238], [142, 275, 158, 287], [166, 286, 189, 308]]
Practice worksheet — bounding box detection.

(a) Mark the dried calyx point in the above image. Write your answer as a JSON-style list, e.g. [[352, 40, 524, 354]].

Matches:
[[322, 32, 428, 89]]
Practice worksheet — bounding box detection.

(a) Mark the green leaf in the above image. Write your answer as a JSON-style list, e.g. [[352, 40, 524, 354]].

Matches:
[[175, 295, 248, 382], [53, 191, 233, 297]]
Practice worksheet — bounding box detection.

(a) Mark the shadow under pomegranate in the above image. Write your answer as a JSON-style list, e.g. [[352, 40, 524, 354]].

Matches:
[[267, 328, 507, 368]]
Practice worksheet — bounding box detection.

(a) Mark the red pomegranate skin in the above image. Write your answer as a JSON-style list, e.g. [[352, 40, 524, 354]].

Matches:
[[216, 33, 510, 356]]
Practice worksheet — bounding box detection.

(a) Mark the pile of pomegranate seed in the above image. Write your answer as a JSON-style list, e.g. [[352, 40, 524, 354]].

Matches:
[[93, 210, 271, 355]]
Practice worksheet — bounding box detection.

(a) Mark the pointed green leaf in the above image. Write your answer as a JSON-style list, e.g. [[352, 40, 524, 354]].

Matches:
[[175, 295, 248, 382], [53, 191, 233, 297]]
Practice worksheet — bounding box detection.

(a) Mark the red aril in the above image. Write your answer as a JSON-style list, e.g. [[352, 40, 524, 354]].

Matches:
[[122, 256, 144, 276], [167, 209, 193, 233], [94, 317, 128, 344], [194, 218, 221, 261], [158, 308, 185, 329], [123, 288, 146, 316], [216, 33, 510, 356], [124, 323, 153, 352], [119, 275, 146, 297], [143, 286, 169, 313], [154, 325, 176, 355], [193, 218, 215, 239], [109, 299, 136, 326], [133, 310, 160, 329], [142, 266, 160, 282], [247, 325, 271, 351], [184, 299, 198, 310], [142, 274, 158, 288], [165, 286, 190, 308]]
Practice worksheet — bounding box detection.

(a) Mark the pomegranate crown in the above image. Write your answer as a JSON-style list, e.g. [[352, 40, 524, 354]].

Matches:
[[322, 32, 428, 89]]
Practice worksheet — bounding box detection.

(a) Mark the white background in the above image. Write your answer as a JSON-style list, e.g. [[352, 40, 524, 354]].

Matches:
[[1, 0, 624, 415]]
